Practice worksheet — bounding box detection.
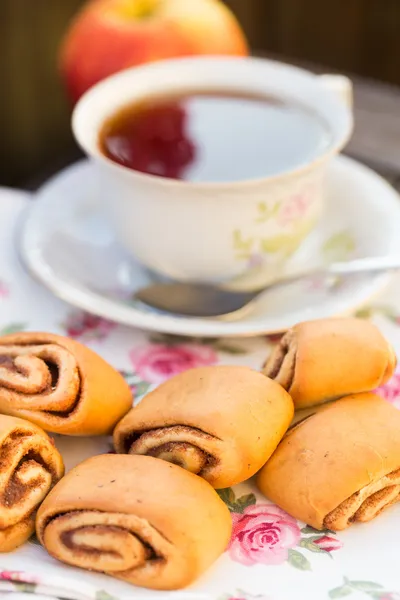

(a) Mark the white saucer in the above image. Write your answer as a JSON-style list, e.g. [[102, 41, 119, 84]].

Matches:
[[19, 156, 400, 338]]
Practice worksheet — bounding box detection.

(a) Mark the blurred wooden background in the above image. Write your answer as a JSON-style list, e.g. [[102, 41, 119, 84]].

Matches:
[[2, 0, 400, 187], [225, 0, 400, 83]]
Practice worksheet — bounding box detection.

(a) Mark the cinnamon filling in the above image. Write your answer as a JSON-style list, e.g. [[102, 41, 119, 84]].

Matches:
[[47, 511, 161, 563], [124, 425, 218, 450], [0, 431, 57, 518], [323, 467, 400, 530], [0, 356, 18, 372], [47, 362, 59, 390], [126, 425, 218, 474], [61, 525, 157, 559], [263, 331, 296, 390], [4, 469, 45, 507], [0, 343, 83, 419], [0, 430, 33, 469]]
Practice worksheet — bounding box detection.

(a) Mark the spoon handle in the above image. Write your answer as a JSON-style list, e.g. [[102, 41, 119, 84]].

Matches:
[[327, 255, 400, 276], [264, 255, 400, 291]]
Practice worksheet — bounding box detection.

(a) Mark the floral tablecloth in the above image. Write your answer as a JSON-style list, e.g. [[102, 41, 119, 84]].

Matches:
[[1, 188, 400, 600]]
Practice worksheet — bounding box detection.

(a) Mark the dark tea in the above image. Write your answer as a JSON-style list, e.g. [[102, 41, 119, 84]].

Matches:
[[99, 90, 331, 183]]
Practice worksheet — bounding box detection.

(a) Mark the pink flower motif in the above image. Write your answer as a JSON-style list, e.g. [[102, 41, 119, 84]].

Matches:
[[130, 343, 217, 384], [312, 535, 343, 552], [277, 192, 313, 227], [228, 595, 271, 600], [0, 281, 9, 298], [247, 254, 264, 269], [229, 504, 301, 566], [306, 275, 329, 292], [265, 333, 283, 344], [376, 366, 400, 408], [0, 571, 38, 584], [64, 311, 115, 342]]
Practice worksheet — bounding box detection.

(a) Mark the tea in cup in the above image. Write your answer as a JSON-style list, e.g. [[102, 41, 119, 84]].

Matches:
[[72, 56, 353, 282]]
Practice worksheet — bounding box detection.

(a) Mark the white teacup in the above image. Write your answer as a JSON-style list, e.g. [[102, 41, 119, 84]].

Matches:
[[72, 56, 353, 283]]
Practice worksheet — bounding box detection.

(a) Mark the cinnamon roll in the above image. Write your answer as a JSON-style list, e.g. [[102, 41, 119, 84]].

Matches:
[[0, 415, 64, 551], [36, 454, 231, 590], [0, 332, 132, 435], [262, 318, 396, 408], [257, 393, 400, 530], [114, 365, 294, 488]]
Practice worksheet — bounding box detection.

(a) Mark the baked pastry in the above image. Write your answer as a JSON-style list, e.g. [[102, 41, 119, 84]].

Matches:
[[0, 332, 132, 435], [0, 415, 64, 551], [36, 454, 231, 590], [262, 318, 396, 408], [114, 365, 294, 488], [257, 393, 400, 531], [290, 400, 336, 427]]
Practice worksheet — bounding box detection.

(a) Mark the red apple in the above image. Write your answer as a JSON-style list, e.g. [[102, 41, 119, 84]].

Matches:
[[60, 0, 249, 103]]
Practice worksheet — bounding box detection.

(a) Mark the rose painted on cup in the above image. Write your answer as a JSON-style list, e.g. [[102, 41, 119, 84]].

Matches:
[[229, 504, 301, 566], [130, 343, 217, 384]]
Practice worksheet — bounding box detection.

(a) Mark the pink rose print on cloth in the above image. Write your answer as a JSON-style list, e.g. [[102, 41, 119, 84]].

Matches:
[[229, 503, 301, 566], [0, 571, 38, 584], [219, 489, 343, 571], [130, 343, 217, 384], [376, 365, 400, 409], [312, 535, 343, 553], [265, 333, 283, 345], [0, 281, 9, 298], [220, 592, 272, 600], [62, 311, 116, 342]]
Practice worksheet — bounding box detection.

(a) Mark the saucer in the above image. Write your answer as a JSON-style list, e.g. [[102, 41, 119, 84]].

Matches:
[[19, 155, 400, 338]]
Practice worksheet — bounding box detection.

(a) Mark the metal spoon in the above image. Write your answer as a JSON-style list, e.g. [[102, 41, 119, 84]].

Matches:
[[133, 255, 400, 318]]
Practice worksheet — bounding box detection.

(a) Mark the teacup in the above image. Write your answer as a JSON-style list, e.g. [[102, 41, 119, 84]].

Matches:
[[72, 56, 353, 283]]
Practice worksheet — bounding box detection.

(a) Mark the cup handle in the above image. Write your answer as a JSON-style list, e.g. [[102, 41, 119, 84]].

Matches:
[[318, 74, 353, 111]]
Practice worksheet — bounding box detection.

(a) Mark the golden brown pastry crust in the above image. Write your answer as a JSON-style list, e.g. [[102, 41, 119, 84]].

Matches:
[[36, 454, 232, 590], [114, 365, 294, 488], [0, 414, 64, 551], [0, 332, 132, 435], [257, 393, 400, 530], [262, 318, 396, 409], [290, 400, 337, 427]]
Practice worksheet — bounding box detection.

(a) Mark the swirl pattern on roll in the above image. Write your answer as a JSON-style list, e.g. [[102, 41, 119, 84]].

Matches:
[[262, 318, 397, 409], [257, 394, 400, 531], [324, 468, 400, 530], [0, 415, 64, 551], [41, 510, 174, 573], [114, 365, 294, 488], [0, 332, 132, 435], [127, 425, 221, 475], [36, 455, 232, 590]]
